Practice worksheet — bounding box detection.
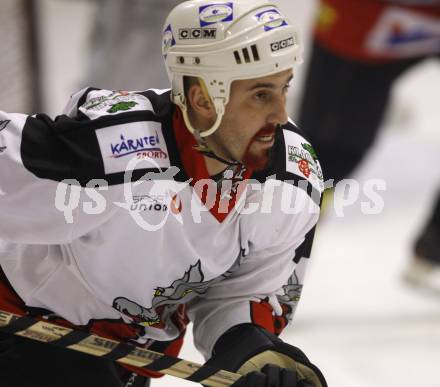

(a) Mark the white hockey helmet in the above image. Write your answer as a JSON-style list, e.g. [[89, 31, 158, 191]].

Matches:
[[162, 0, 301, 138]]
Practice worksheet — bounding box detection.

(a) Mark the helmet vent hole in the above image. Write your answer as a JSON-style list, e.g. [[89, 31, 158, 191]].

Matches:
[[251, 45, 260, 61], [194, 57, 201, 65], [233, 50, 242, 64], [178, 56, 185, 64], [242, 48, 251, 63]]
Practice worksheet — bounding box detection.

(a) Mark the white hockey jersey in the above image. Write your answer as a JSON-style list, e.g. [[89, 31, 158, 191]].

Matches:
[[0, 88, 323, 359]]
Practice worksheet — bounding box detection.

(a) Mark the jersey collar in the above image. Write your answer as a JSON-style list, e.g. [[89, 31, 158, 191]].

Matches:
[[172, 107, 253, 222]]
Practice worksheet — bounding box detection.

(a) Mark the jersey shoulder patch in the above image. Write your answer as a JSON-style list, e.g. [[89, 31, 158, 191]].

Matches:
[[79, 90, 155, 120], [282, 120, 324, 193], [72, 89, 173, 175], [21, 89, 178, 186], [95, 120, 171, 174]]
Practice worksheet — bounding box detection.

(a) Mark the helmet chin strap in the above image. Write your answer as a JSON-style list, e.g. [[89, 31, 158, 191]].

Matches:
[[179, 97, 242, 167], [180, 100, 223, 138], [195, 144, 242, 167]]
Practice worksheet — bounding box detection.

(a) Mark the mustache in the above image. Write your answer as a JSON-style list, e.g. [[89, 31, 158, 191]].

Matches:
[[254, 124, 280, 138]]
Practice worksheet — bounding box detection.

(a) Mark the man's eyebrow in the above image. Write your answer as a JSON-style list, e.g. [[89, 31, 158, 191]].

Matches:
[[247, 74, 294, 91]]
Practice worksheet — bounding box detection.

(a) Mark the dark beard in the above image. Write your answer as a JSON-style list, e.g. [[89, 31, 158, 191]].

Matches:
[[242, 124, 279, 171], [242, 147, 270, 171]]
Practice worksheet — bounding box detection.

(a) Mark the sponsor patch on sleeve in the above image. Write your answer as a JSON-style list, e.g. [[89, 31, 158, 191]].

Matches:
[[80, 91, 154, 119], [199, 2, 233, 27], [95, 122, 170, 174], [283, 129, 324, 192]]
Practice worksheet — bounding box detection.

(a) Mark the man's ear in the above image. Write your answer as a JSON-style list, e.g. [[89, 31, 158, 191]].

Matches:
[[187, 80, 216, 119]]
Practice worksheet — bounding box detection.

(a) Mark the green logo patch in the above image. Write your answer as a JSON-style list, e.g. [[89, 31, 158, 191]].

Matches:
[[107, 101, 138, 113]]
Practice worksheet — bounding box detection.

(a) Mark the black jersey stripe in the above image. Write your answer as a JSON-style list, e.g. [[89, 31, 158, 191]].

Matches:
[[282, 173, 322, 207], [293, 226, 316, 263], [20, 91, 186, 186]]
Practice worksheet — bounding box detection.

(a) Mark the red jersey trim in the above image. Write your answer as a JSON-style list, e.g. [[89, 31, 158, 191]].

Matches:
[[172, 108, 254, 222], [250, 299, 291, 336], [0, 268, 183, 379]]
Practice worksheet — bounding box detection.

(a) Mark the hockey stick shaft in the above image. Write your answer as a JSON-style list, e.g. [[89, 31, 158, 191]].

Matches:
[[0, 309, 240, 386]]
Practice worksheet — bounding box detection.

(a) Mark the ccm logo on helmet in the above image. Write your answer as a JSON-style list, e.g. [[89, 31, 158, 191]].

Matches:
[[270, 36, 295, 52], [179, 28, 217, 40]]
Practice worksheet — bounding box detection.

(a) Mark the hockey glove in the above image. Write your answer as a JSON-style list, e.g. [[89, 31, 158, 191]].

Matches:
[[230, 364, 314, 387], [205, 324, 327, 387]]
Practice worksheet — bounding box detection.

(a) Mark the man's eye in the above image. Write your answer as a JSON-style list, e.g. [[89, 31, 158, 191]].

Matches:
[[283, 83, 291, 92], [255, 92, 269, 101]]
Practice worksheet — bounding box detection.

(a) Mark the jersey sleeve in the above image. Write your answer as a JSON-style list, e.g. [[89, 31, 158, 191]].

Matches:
[[0, 110, 115, 244], [188, 124, 324, 359], [0, 88, 169, 244]]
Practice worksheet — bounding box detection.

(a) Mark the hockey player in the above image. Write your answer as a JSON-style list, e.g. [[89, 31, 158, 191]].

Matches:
[[0, 1, 327, 386], [298, 0, 440, 292]]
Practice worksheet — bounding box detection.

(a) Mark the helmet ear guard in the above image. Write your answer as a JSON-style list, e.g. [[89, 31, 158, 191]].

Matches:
[[163, 0, 302, 138], [175, 76, 225, 138]]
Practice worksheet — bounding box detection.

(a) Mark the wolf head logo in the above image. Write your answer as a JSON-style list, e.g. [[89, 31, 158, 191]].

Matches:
[[112, 297, 161, 327], [152, 260, 211, 307], [279, 271, 303, 304], [113, 260, 213, 328]]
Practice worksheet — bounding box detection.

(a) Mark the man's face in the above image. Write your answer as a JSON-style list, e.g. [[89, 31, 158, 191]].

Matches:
[[206, 69, 293, 171]]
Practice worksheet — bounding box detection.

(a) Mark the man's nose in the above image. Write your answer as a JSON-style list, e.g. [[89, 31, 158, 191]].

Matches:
[[268, 95, 288, 125]]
